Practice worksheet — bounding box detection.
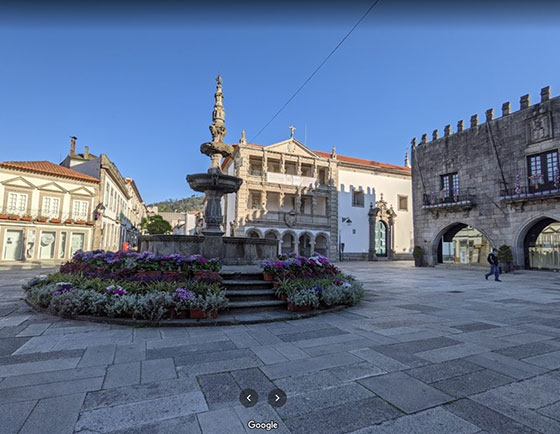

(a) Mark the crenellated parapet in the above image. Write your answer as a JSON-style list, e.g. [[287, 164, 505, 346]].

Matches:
[[410, 86, 554, 149]]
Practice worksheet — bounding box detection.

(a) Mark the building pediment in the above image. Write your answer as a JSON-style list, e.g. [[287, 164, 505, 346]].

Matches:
[[266, 139, 319, 158], [68, 186, 95, 196], [1, 176, 36, 189], [37, 181, 68, 193]]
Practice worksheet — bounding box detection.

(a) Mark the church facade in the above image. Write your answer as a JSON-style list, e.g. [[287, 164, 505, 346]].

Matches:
[[221, 129, 413, 260], [411, 86, 560, 270]]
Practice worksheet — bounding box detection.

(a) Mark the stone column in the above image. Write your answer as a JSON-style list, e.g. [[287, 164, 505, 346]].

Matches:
[[310, 236, 315, 256], [387, 216, 394, 260], [280, 155, 286, 174], [296, 157, 302, 176], [368, 203, 377, 261]]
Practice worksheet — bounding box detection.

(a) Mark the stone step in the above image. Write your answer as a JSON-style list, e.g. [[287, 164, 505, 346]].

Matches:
[[226, 299, 287, 313], [222, 280, 273, 290], [225, 289, 277, 302], [221, 272, 264, 281]]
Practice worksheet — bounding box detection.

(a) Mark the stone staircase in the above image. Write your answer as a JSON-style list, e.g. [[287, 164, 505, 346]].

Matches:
[[221, 269, 287, 313]]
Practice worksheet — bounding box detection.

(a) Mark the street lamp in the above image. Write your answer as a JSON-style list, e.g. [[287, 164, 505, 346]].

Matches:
[[339, 217, 352, 261]]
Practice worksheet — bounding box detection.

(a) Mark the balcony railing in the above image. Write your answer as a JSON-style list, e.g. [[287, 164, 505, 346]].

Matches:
[[249, 169, 263, 177], [422, 188, 476, 209], [500, 183, 560, 201], [246, 210, 329, 227]]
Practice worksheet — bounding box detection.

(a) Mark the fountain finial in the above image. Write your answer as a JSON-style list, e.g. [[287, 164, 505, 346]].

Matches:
[[200, 75, 234, 173]]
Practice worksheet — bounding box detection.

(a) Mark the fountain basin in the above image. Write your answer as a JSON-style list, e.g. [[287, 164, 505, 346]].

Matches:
[[187, 172, 243, 193]]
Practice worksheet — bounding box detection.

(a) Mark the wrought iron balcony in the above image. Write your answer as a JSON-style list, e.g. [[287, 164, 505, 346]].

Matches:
[[422, 188, 476, 210], [500, 183, 560, 202]]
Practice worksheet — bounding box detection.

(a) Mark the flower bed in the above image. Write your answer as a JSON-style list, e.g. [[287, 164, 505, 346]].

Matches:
[[61, 250, 221, 282], [264, 254, 364, 310], [24, 252, 227, 321]]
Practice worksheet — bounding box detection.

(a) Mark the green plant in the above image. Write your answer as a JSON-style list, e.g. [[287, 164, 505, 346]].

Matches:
[[412, 246, 424, 259], [204, 291, 228, 312], [105, 295, 138, 318], [188, 295, 209, 311], [287, 288, 319, 308], [49, 290, 107, 317], [321, 284, 344, 306], [133, 292, 174, 320], [497, 245, 513, 263], [143, 215, 172, 234]]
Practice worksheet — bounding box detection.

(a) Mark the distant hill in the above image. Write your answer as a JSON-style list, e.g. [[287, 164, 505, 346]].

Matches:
[[149, 195, 205, 212]]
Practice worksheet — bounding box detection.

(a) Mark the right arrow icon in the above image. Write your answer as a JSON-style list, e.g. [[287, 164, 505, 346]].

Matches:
[[268, 388, 287, 408]]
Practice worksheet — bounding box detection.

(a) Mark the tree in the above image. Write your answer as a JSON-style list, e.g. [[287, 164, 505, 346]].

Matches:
[[143, 215, 172, 235]]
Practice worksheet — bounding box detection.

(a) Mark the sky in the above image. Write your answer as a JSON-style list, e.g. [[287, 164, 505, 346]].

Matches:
[[1, 0, 560, 204]]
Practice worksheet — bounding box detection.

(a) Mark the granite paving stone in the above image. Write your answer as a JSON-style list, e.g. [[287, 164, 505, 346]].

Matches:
[[251, 345, 289, 364], [15, 323, 51, 337], [173, 348, 254, 367], [176, 356, 262, 376], [350, 406, 481, 434], [276, 382, 374, 418], [272, 370, 344, 394], [358, 371, 454, 414], [451, 322, 501, 332], [77, 414, 201, 434], [114, 343, 146, 363], [224, 330, 261, 348], [276, 327, 349, 343], [19, 393, 85, 434], [260, 352, 362, 380], [0, 337, 30, 357], [140, 358, 177, 383], [11, 335, 64, 354], [430, 369, 515, 397], [327, 361, 387, 381], [0, 376, 103, 404], [303, 338, 379, 357], [465, 352, 548, 380], [538, 401, 560, 422], [522, 350, 560, 369], [0, 400, 37, 434], [405, 359, 484, 384], [501, 332, 555, 345], [75, 391, 208, 433], [0, 348, 84, 366], [273, 342, 310, 360], [230, 367, 276, 397], [78, 344, 116, 367], [445, 398, 542, 434], [83, 377, 200, 411], [146, 339, 236, 358], [0, 357, 81, 377], [197, 372, 242, 409], [284, 397, 403, 434], [103, 361, 141, 388], [0, 366, 106, 390], [350, 348, 410, 371], [416, 342, 489, 363], [197, 407, 246, 434]]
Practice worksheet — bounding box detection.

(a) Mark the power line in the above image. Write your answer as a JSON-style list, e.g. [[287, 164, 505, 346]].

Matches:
[[250, 0, 382, 142]]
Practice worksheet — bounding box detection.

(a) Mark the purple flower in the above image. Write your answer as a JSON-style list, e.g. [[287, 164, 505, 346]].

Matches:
[[312, 285, 323, 293], [173, 287, 196, 300], [105, 285, 127, 296], [52, 282, 73, 295]]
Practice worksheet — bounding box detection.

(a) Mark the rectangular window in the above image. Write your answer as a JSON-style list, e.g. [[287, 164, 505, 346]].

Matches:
[[7, 192, 28, 214], [528, 150, 559, 191], [39, 231, 56, 259], [398, 195, 408, 211], [73, 200, 89, 220], [352, 190, 364, 207], [440, 173, 459, 199], [42, 196, 60, 218], [26, 229, 36, 259], [70, 233, 85, 256], [250, 192, 261, 210]]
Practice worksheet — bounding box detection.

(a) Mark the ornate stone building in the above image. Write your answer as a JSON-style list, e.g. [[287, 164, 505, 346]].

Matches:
[[222, 129, 413, 260], [411, 86, 560, 270]]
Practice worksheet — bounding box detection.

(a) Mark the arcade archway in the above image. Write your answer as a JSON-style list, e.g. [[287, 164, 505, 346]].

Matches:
[[524, 218, 560, 270], [437, 223, 491, 265]]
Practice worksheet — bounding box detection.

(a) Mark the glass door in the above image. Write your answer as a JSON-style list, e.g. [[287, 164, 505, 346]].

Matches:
[[3, 229, 24, 260]]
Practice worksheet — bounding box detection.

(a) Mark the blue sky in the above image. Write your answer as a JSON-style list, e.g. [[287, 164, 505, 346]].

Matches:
[[1, 1, 559, 204]]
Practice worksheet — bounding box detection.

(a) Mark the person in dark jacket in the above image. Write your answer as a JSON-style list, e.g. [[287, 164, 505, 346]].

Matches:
[[485, 248, 501, 282]]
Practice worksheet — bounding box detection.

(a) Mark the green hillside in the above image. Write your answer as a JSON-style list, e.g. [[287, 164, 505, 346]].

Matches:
[[149, 195, 205, 212]]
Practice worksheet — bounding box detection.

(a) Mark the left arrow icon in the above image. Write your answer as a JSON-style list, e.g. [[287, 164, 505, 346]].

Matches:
[[240, 388, 258, 408]]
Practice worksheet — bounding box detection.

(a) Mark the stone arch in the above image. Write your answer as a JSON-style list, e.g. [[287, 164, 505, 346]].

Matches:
[[298, 231, 313, 257], [281, 230, 297, 255], [264, 229, 280, 240], [512, 212, 560, 269], [431, 222, 494, 266], [314, 232, 329, 256], [246, 228, 263, 238]]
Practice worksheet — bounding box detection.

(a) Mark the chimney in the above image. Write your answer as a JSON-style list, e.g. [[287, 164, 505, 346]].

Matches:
[[70, 136, 77, 156], [84, 146, 89, 159]]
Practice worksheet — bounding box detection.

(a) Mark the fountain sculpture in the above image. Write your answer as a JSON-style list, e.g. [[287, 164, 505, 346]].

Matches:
[[138, 76, 277, 264]]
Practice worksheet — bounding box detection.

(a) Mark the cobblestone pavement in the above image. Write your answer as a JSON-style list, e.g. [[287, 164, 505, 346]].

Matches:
[[1, 262, 560, 434]]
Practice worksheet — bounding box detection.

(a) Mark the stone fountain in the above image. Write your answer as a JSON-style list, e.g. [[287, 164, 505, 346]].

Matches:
[[138, 76, 277, 264]]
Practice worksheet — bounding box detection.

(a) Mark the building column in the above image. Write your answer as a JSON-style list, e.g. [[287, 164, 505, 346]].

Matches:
[[280, 155, 286, 174], [368, 203, 377, 261], [310, 236, 315, 256], [387, 216, 394, 260], [296, 156, 302, 176]]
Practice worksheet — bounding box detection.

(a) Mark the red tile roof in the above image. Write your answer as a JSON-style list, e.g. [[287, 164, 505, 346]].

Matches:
[[0, 161, 99, 182], [221, 143, 411, 174]]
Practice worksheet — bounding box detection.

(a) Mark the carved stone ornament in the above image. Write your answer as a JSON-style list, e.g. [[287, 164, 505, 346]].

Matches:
[[284, 210, 297, 227], [529, 113, 552, 143]]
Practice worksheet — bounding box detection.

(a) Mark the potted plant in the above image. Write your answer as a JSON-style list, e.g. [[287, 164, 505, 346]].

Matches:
[[49, 217, 61, 223], [21, 215, 33, 222], [76, 219, 86, 225], [262, 259, 278, 281], [275, 279, 294, 302], [64, 218, 73, 224], [189, 295, 208, 319], [8, 214, 19, 220], [413, 246, 424, 267], [205, 292, 228, 319], [287, 288, 319, 312], [172, 287, 195, 319], [36, 215, 48, 222], [0, 212, 8, 219], [497, 245, 514, 273]]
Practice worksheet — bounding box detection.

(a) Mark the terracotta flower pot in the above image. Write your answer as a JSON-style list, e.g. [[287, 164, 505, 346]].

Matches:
[[64, 219, 73, 224], [288, 303, 311, 312], [0, 214, 8, 219], [207, 310, 218, 319], [76, 220, 86, 225], [178, 310, 188, 319], [272, 281, 280, 289], [280, 294, 288, 302], [8, 216, 18, 220], [49, 218, 61, 223], [189, 308, 206, 319], [168, 308, 176, 319], [263, 272, 274, 281], [21, 217, 32, 221]]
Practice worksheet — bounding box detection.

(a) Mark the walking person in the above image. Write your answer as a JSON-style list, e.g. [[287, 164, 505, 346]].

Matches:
[[485, 248, 502, 282]]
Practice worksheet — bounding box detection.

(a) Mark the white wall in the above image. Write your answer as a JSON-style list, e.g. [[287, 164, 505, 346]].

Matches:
[[338, 168, 413, 255]]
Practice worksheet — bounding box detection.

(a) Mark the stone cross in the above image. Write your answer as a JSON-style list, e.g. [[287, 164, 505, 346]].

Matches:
[[289, 126, 296, 138]]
